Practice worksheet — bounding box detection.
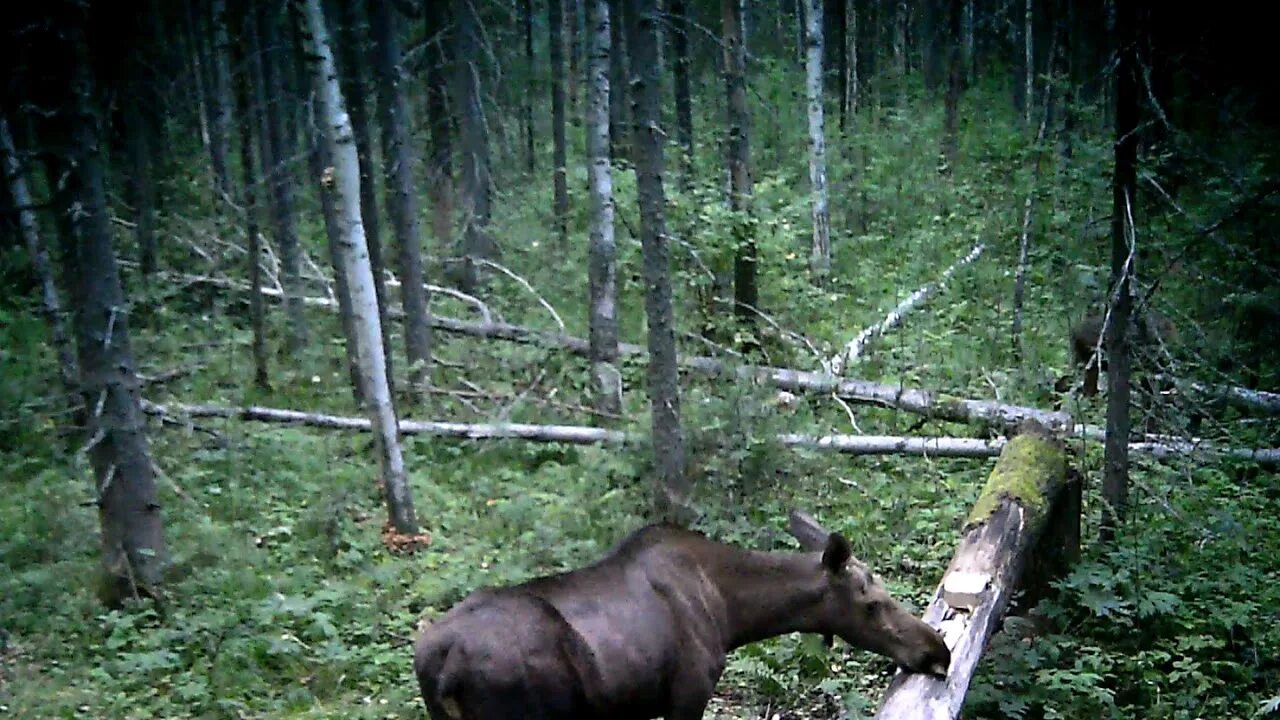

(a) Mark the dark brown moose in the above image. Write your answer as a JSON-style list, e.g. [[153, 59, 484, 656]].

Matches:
[[412, 510, 951, 719]]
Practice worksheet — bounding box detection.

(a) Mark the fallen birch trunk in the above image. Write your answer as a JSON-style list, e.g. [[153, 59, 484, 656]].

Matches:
[[875, 421, 1069, 720], [1173, 378, 1280, 417], [829, 241, 986, 374], [140, 399, 1279, 466]]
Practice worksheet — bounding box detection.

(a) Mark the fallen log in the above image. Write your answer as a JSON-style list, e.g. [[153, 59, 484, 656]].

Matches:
[[875, 421, 1070, 720], [156, 270, 1072, 433], [829, 241, 986, 374], [1170, 377, 1280, 417], [140, 399, 1279, 466]]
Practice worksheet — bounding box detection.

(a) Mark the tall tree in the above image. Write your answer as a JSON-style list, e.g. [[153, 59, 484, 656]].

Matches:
[[550, 0, 570, 244], [122, 52, 157, 278], [805, 0, 832, 281], [424, 0, 454, 262], [209, 0, 234, 202], [255, 0, 307, 352], [607, 0, 630, 158], [234, 5, 271, 390], [370, 0, 432, 398], [586, 0, 621, 417], [49, 10, 169, 604], [722, 0, 757, 329], [941, 0, 964, 169], [1, 115, 79, 397], [1023, 0, 1034, 124], [337, 0, 395, 389], [301, 0, 420, 535], [453, 0, 497, 292], [523, 0, 536, 173], [670, 0, 694, 184], [628, 0, 689, 520], [1102, 0, 1137, 540], [824, 0, 848, 127]]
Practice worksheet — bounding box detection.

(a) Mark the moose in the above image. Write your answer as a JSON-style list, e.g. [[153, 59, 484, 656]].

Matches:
[[412, 511, 951, 720], [1061, 309, 1179, 397]]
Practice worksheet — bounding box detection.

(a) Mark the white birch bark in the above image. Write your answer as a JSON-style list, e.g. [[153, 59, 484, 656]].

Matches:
[[586, 0, 622, 416], [300, 0, 418, 534], [804, 0, 832, 280]]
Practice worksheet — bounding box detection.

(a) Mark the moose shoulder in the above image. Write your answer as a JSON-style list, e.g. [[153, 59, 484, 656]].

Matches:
[[413, 511, 951, 720]]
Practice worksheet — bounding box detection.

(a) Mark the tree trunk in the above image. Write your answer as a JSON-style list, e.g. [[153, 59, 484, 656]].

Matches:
[[607, 0, 630, 159], [550, 0, 571, 246], [875, 423, 1070, 719], [233, 8, 271, 391], [670, 0, 694, 185], [184, 1, 217, 192], [825, 0, 848, 128], [941, 0, 963, 170], [1102, 0, 1137, 541], [209, 0, 234, 202], [1, 115, 79, 396], [628, 0, 690, 521], [1024, 0, 1034, 125], [804, 0, 832, 282], [53, 15, 169, 604], [371, 0, 432, 399], [424, 0, 455, 262], [301, 0, 420, 535], [586, 0, 622, 417], [722, 0, 757, 331], [567, 0, 582, 112], [844, 0, 858, 120], [895, 0, 908, 106], [452, 0, 497, 293], [523, 0, 537, 173], [256, 0, 308, 353], [337, 0, 395, 390], [124, 95, 156, 279]]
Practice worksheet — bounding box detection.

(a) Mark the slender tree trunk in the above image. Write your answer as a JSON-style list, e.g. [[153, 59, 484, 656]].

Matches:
[[425, 0, 455, 260], [338, 0, 395, 390], [567, 0, 582, 112], [301, 0, 420, 535], [53, 15, 169, 604], [723, 0, 757, 330], [941, 0, 963, 169], [371, 0, 432, 399], [1024, 0, 1034, 125], [586, 0, 622, 417], [1102, 0, 1137, 541], [233, 11, 272, 392], [124, 99, 156, 279], [608, 0, 630, 159], [550, 0, 570, 245], [824, 0, 847, 127], [453, 0, 497, 293], [210, 0, 234, 202], [844, 0, 858, 120], [670, 0, 694, 184], [805, 0, 832, 282], [184, 1, 216, 184], [1, 115, 79, 396], [523, 0, 536, 173], [256, 0, 308, 353], [895, 0, 908, 106], [628, 0, 689, 521], [965, 0, 975, 84]]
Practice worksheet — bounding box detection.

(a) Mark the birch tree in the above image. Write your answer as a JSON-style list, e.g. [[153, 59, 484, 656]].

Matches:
[[608, 0, 630, 158], [805, 0, 832, 282], [723, 0, 757, 327], [370, 0, 432, 397], [586, 0, 621, 416], [1, 115, 78, 397], [628, 0, 689, 520], [1024, 0, 1034, 125], [301, 0, 420, 534], [210, 0, 234, 202]]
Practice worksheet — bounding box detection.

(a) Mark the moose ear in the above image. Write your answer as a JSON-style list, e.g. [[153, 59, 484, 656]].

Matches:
[[787, 509, 831, 551], [822, 533, 853, 572]]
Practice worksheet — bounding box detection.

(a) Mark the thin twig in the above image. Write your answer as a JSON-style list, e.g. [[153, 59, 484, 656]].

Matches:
[[475, 258, 565, 331]]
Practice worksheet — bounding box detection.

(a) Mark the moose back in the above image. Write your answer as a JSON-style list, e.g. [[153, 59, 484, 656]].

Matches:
[[412, 512, 950, 720]]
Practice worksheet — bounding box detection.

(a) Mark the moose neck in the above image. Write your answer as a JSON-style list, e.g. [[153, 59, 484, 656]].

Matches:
[[707, 548, 831, 650]]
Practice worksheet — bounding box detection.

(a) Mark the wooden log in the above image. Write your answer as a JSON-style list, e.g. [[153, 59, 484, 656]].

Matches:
[[875, 421, 1069, 720]]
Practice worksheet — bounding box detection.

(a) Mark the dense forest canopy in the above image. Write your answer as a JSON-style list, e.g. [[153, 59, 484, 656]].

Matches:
[[1, 0, 1277, 718]]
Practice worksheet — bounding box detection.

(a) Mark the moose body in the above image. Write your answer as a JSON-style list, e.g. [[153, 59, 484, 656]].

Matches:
[[1065, 310, 1178, 396], [413, 513, 951, 720]]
